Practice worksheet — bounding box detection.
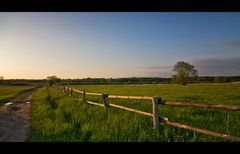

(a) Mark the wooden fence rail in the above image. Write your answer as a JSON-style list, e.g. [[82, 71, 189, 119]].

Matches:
[[109, 103, 153, 117], [160, 101, 240, 111], [160, 118, 240, 142], [53, 85, 240, 142]]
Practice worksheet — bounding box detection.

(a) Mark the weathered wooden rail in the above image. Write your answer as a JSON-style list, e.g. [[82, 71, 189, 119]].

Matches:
[[160, 101, 240, 111], [54, 85, 240, 142]]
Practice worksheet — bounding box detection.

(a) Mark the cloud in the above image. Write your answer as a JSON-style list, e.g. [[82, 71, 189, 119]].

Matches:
[[191, 57, 240, 76], [204, 39, 240, 48], [222, 40, 240, 47]]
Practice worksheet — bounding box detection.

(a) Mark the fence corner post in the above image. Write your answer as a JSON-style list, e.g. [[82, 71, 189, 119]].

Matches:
[[152, 96, 160, 129]]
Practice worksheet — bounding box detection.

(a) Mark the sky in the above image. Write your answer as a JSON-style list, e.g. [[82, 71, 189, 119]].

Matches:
[[0, 12, 240, 79]]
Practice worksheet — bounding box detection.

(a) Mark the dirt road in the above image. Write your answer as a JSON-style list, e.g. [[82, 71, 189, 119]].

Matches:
[[0, 92, 33, 142]]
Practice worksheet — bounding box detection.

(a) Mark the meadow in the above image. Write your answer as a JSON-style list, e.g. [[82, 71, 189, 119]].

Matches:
[[29, 83, 240, 142], [0, 86, 35, 104]]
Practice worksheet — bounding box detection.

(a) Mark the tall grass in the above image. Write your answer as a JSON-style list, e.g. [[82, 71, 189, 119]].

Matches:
[[30, 84, 240, 142]]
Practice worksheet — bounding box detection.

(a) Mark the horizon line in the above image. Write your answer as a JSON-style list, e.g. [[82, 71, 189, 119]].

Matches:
[[2, 75, 240, 80]]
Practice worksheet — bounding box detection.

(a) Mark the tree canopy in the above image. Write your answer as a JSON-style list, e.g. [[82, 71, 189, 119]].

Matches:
[[172, 61, 198, 85], [46, 75, 61, 87]]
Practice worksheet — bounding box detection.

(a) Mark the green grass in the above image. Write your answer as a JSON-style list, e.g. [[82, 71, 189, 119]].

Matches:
[[0, 86, 35, 104], [29, 83, 240, 142], [70, 83, 240, 105]]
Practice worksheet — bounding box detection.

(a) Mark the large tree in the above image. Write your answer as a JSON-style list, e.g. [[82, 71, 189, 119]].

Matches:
[[172, 61, 198, 85], [46, 75, 61, 87]]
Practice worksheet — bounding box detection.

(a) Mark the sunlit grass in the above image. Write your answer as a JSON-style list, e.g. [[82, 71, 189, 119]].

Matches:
[[30, 83, 240, 142]]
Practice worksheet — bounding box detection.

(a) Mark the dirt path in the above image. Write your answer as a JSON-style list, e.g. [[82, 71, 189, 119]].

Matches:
[[0, 92, 33, 142]]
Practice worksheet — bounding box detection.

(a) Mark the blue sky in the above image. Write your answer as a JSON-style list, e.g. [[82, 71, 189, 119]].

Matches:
[[0, 13, 240, 79]]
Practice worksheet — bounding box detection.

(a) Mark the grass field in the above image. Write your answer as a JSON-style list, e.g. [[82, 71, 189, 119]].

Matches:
[[29, 83, 240, 142], [0, 86, 35, 104], [71, 83, 240, 105]]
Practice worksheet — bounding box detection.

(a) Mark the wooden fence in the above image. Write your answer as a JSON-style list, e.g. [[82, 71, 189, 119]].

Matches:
[[53, 85, 240, 142]]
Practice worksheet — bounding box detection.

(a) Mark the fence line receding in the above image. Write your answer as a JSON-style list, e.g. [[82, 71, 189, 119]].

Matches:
[[53, 85, 240, 142]]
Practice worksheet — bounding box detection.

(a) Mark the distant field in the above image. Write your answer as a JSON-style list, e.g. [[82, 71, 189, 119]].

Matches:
[[71, 83, 240, 105], [29, 83, 240, 142], [0, 86, 35, 104]]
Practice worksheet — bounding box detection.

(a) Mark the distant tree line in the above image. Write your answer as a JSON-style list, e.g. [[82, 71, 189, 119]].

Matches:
[[57, 77, 172, 85], [57, 76, 237, 85], [0, 79, 45, 86], [0, 76, 239, 86], [186, 76, 234, 83]]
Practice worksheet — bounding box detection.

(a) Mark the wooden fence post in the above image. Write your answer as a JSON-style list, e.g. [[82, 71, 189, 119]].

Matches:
[[70, 88, 73, 97], [82, 89, 86, 102], [152, 96, 160, 128], [102, 93, 109, 112], [68, 87, 70, 96]]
